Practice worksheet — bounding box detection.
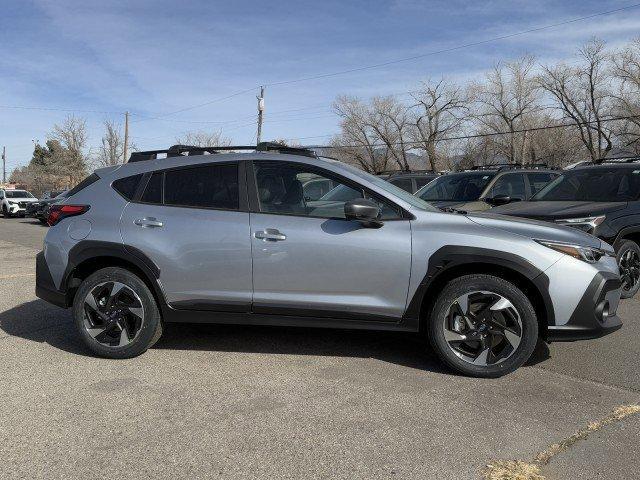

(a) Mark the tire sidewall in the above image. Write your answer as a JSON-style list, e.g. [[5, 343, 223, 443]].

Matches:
[[428, 274, 539, 378], [73, 267, 161, 359], [617, 240, 640, 299]]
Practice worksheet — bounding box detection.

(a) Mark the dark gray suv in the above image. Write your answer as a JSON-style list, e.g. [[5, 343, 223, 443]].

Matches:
[[35, 144, 622, 377]]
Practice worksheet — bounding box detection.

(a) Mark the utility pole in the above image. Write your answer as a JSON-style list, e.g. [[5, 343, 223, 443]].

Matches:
[[2, 146, 5, 184], [256, 86, 265, 144], [123, 111, 130, 163]]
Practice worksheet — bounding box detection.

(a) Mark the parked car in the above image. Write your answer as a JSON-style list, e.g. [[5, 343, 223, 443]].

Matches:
[[36, 143, 621, 377], [415, 165, 560, 212], [491, 162, 640, 299], [0, 189, 39, 217], [26, 190, 67, 223], [37, 191, 69, 224], [377, 170, 439, 193]]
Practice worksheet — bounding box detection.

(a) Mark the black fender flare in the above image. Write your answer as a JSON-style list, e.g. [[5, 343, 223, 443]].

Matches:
[[403, 246, 555, 328], [62, 240, 166, 308], [612, 225, 640, 250]]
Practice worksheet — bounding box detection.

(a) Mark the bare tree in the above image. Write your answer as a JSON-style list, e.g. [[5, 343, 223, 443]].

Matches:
[[409, 78, 469, 170], [332, 96, 391, 173], [612, 37, 640, 154], [473, 55, 542, 164], [48, 115, 89, 185], [367, 96, 413, 171], [175, 130, 232, 147], [95, 120, 131, 167], [539, 39, 614, 162]]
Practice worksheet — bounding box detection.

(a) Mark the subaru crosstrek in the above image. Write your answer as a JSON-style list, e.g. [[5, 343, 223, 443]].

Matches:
[[35, 144, 623, 377]]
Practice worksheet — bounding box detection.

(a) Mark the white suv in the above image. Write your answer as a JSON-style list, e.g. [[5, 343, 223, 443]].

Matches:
[[0, 189, 39, 217]]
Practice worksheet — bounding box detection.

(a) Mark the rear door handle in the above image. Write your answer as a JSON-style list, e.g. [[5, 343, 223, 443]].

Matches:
[[134, 217, 164, 228], [254, 229, 286, 241]]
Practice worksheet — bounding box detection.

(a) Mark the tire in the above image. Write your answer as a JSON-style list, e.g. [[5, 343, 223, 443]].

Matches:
[[39, 218, 48, 225], [72, 267, 163, 359], [3, 206, 11, 218], [427, 274, 538, 378], [617, 240, 640, 299]]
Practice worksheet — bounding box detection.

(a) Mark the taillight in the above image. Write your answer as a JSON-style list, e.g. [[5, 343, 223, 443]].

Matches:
[[47, 204, 90, 226]]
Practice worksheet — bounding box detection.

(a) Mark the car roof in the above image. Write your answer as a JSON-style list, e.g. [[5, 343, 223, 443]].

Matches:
[[573, 163, 640, 171]]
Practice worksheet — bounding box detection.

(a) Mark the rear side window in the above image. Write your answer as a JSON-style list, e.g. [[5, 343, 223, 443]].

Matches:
[[164, 164, 238, 210], [528, 172, 558, 196], [67, 173, 99, 197], [112, 174, 143, 200], [389, 177, 414, 193], [414, 176, 433, 190], [141, 172, 163, 204], [488, 173, 526, 200]]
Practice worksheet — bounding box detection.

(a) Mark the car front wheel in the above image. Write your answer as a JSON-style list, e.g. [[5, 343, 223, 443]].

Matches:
[[72, 267, 163, 359], [427, 274, 538, 378], [617, 240, 640, 299]]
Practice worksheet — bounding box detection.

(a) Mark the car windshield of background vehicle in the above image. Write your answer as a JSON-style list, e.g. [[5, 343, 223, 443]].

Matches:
[[416, 172, 496, 202], [532, 168, 640, 202], [5, 190, 34, 198], [336, 162, 438, 211]]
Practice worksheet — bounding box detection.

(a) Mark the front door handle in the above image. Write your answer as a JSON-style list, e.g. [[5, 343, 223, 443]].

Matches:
[[134, 217, 164, 228], [254, 229, 286, 241]]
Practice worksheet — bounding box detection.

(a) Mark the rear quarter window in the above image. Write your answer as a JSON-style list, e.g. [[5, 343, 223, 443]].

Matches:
[[112, 174, 143, 200]]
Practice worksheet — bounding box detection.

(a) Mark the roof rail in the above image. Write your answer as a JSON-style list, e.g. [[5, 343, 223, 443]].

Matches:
[[469, 163, 553, 171], [128, 142, 318, 163], [375, 169, 437, 175]]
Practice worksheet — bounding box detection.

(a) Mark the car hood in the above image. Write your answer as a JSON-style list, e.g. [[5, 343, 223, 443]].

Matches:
[[467, 212, 602, 248], [489, 201, 627, 220]]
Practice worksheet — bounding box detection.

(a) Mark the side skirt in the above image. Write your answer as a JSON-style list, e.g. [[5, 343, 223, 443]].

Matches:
[[162, 307, 417, 332]]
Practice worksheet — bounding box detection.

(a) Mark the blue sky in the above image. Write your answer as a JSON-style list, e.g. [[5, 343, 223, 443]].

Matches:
[[1, 0, 640, 171]]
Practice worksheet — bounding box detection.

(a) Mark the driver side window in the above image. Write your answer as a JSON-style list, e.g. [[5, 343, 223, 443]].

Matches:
[[254, 162, 401, 220]]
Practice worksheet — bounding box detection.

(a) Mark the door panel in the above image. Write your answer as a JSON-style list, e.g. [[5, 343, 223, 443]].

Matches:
[[121, 203, 252, 310], [250, 214, 412, 319]]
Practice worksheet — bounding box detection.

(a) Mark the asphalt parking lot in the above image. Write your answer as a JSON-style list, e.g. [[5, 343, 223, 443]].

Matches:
[[0, 216, 638, 479]]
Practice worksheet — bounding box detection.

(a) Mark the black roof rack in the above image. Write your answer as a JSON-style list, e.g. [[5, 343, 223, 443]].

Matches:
[[469, 163, 555, 171], [375, 169, 438, 176], [128, 142, 317, 163]]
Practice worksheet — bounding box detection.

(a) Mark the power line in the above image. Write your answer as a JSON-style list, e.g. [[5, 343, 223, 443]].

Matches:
[[264, 3, 640, 87], [123, 4, 640, 121], [306, 114, 640, 149], [0, 104, 125, 115]]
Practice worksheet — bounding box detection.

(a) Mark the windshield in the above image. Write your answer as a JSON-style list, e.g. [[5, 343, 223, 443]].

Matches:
[[416, 172, 495, 202], [334, 161, 438, 211], [5, 190, 34, 198], [533, 168, 640, 202]]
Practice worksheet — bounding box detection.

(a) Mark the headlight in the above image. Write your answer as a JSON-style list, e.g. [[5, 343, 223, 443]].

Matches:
[[555, 215, 605, 232], [536, 240, 613, 263], [7, 200, 17, 205]]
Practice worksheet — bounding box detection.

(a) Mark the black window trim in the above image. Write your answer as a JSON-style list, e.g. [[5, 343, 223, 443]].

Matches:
[[111, 173, 145, 202], [131, 160, 248, 212], [246, 160, 412, 221]]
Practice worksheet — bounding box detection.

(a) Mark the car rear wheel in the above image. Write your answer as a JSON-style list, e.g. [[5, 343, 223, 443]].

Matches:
[[617, 240, 640, 299], [72, 267, 163, 359], [427, 274, 538, 378]]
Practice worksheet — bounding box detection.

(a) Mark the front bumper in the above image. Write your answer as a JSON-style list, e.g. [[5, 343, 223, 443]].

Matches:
[[35, 251, 68, 308], [547, 271, 622, 341]]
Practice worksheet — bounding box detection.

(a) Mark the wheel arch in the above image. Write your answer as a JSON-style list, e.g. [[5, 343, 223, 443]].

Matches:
[[613, 227, 640, 250], [63, 241, 166, 313], [405, 247, 554, 338]]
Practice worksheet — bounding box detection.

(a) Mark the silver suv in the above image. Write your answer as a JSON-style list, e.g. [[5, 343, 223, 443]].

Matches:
[[35, 144, 623, 377]]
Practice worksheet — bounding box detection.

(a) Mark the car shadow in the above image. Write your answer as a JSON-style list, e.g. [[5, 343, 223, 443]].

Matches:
[[0, 299, 550, 372]]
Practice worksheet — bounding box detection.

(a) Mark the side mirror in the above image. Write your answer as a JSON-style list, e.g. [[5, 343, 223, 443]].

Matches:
[[486, 194, 513, 206], [344, 198, 383, 228]]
